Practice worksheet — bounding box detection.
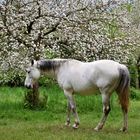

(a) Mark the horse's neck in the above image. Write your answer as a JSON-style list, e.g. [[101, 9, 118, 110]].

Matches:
[[40, 62, 64, 78], [40, 69, 57, 78]]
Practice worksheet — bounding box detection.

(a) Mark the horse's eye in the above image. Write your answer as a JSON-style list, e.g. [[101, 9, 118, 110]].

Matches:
[[25, 69, 30, 74]]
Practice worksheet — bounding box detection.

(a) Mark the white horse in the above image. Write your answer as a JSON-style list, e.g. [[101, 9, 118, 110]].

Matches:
[[24, 59, 130, 132]]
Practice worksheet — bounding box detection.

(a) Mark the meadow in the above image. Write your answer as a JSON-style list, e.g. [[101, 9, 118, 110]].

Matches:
[[0, 85, 140, 140]]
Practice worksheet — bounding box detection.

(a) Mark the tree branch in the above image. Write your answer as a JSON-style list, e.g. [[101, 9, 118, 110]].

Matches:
[[26, 1, 41, 34]]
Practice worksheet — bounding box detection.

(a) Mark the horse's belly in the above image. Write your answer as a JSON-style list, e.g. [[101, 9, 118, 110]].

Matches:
[[75, 87, 98, 96]]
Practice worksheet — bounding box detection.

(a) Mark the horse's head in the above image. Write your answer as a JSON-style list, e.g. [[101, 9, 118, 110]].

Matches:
[[24, 60, 40, 89]]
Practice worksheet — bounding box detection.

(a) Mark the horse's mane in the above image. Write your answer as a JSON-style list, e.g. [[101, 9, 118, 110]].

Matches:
[[38, 59, 68, 71]]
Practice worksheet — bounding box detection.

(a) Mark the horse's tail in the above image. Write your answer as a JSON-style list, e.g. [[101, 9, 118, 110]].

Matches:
[[116, 65, 130, 112]]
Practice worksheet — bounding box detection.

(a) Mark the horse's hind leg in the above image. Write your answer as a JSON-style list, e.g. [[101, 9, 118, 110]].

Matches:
[[120, 108, 128, 132], [65, 101, 71, 126], [94, 92, 111, 131], [118, 93, 128, 132]]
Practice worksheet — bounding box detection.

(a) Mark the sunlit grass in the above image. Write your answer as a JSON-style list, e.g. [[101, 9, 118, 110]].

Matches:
[[0, 86, 140, 140]]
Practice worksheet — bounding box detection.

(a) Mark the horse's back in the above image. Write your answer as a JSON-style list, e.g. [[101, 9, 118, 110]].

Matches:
[[92, 60, 128, 77]]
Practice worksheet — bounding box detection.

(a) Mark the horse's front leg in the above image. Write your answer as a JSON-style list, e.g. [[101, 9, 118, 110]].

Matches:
[[64, 89, 80, 129], [65, 101, 71, 126]]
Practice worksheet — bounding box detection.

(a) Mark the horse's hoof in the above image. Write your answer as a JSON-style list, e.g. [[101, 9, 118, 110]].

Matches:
[[72, 123, 79, 129], [72, 125, 78, 129], [94, 124, 103, 131], [94, 127, 100, 131], [120, 127, 127, 132], [65, 122, 71, 127]]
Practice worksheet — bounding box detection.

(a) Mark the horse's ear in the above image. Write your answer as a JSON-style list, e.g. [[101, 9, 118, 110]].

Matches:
[[31, 60, 34, 66]]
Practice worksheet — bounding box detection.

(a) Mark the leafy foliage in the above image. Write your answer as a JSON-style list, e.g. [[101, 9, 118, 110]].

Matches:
[[130, 87, 140, 100]]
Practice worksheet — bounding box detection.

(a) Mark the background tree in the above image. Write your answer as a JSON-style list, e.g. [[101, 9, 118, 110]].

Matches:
[[0, 0, 139, 108], [126, 0, 140, 88]]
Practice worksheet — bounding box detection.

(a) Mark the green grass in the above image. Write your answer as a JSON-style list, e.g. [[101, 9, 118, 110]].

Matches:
[[0, 85, 140, 140]]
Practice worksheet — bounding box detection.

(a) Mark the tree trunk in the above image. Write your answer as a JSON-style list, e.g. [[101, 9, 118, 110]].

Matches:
[[30, 47, 40, 108], [25, 46, 41, 109], [137, 65, 140, 89], [32, 81, 39, 107], [136, 56, 140, 89]]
